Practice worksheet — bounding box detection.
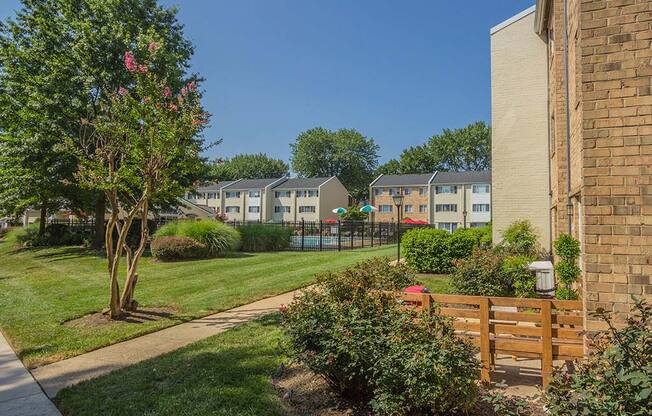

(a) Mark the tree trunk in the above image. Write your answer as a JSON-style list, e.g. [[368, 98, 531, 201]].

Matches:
[[39, 202, 47, 236], [120, 199, 149, 311], [91, 194, 106, 250]]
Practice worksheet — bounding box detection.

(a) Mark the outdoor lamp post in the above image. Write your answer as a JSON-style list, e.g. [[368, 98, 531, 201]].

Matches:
[[392, 194, 404, 263]]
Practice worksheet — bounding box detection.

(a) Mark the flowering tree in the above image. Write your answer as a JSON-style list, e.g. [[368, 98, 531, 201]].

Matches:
[[76, 41, 208, 318]]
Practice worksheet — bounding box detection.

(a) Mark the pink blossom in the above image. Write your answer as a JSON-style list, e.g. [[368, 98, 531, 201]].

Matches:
[[118, 86, 128, 96], [187, 81, 196, 90], [148, 41, 160, 53], [138, 64, 148, 73], [123, 51, 137, 72], [163, 86, 172, 97], [169, 103, 178, 111], [180, 86, 188, 96]]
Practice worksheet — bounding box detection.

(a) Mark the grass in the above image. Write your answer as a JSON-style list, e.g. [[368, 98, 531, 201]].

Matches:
[[56, 314, 288, 416], [0, 233, 395, 367], [55, 272, 455, 416], [417, 273, 452, 294]]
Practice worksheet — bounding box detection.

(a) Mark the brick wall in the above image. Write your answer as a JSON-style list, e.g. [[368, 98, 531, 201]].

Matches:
[[579, 0, 652, 330]]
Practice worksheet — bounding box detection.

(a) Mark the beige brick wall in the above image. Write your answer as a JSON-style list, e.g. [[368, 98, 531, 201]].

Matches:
[[491, 9, 552, 250], [578, 0, 652, 330]]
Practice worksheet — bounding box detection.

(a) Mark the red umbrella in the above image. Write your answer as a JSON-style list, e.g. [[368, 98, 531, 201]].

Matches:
[[402, 218, 417, 224], [323, 218, 337, 223]]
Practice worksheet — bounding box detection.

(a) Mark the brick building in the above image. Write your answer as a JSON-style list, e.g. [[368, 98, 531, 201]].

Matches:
[[491, 0, 652, 330]]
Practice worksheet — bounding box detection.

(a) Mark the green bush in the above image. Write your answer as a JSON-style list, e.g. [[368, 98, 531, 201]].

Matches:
[[402, 228, 452, 273], [282, 257, 479, 415], [150, 236, 208, 260], [503, 255, 537, 298], [554, 234, 581, 299], [238, 224, 293, 252], [154, 220, 240, 256], [14, 223, 88, 247], [546, 299, 652, 416], [498, 220, 544, 258], [451, 249, 511, 296]]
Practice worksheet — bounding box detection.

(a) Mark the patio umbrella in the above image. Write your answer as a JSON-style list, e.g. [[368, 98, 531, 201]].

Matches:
[[403, 218, 417, 224], [332, 207, 347, 214], [359, 205, 377, 213], [323, 218, 337, 223]]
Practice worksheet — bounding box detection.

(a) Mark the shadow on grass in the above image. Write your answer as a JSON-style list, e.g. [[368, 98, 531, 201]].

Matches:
[[55, 314, 286, 416], [10, 245, 105, 260]]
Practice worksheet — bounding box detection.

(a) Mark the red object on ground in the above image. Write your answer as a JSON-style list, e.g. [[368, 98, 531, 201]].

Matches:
[[403, 285, 429, 294]]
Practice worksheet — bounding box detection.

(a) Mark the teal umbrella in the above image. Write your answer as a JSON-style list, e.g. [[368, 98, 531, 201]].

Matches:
[[332, 207, 347, 214], [359, 205, 377, 213]]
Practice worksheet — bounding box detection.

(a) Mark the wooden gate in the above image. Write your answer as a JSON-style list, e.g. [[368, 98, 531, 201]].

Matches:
[[399, 293, 584, 387]]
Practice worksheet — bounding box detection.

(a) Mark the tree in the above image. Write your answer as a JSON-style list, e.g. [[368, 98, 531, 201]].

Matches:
[[374, 159, 402, 176], [0, 0, 199, 245], [290, 127, 379, 200], [76, 43, 208, 319], [210, 153, 289, 181]]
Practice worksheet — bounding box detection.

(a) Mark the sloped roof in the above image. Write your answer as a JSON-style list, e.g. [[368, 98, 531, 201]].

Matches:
[[372, 173, 435, 187], [272, 177, 333, 190], [223, 178, 285, 190], [431, 171, 491, 184], [196, 181, 237, 192]]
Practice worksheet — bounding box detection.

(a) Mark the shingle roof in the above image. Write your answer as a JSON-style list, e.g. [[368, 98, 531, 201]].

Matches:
[[196, 181, 236, 192], [431, 171, 491, 184], [223, 178, 285, 190], [372, 173, 435, 187], [272, 177, 332, 190]]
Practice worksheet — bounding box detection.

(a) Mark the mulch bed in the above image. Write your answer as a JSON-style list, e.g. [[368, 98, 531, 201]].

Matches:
[[274, 362, 545, 416], [63, 307, 178, 328]]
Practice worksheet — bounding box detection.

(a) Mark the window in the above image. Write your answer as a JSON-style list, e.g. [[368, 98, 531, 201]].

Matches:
[[388, 188, 398, 196], [207, 192, 217, 199], [248, 190, 260, 198], [472, 184, 490, 194], [275, 206, 290, 213], [298, 206, 316, 213], [419, 187, 427, 196], [435, 204, 457, 212], [225, 206, 240, 213], [248, 206, 260, 213], [403, 188, 412, 195], [378, 205, 393, 213], [308, 190, 319, 197], [225, 191, 241, 198], [187, 192, 195, 199], [435, 185, 457, 194], [470, 222, 488, 228], [374, 188, 383, 196], [275, 191, 291, 198], [472, 204, 490, 212], [296, 190, 306, 197], [419, 204, 428, 213], [404, 204, 413, 213], [437, 222, 457, 233]]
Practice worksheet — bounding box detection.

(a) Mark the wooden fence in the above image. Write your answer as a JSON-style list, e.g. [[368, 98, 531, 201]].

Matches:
[[399, 293, 585, 387]]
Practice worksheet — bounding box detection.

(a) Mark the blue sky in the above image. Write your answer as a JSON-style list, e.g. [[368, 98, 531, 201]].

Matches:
[[0, 0, 534, 164]]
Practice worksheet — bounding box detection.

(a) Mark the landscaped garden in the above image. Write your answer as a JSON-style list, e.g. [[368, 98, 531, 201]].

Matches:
[[0, 230, 395, 368]]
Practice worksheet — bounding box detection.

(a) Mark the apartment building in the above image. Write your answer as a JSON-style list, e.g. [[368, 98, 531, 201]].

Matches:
[[491, 0, 652, 329], [220, 178, 286, 222], [270, 177, 349, 222], [368, 171, 491, 230], [186, 180, 239, 216]]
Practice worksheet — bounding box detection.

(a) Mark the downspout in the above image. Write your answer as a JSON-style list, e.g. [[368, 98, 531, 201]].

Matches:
[[563, 0, 573, 234]]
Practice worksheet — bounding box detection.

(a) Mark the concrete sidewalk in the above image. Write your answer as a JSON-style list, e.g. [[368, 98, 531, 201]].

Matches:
[[32, 289, 302, 399], [0, 331, 61, 416]]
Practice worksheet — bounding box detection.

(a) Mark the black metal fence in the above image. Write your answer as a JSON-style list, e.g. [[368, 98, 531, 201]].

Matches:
[[48, 218, 436, 252]]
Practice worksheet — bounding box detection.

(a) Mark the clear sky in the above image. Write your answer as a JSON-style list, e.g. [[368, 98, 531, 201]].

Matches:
[[0, 0, 534, 164]]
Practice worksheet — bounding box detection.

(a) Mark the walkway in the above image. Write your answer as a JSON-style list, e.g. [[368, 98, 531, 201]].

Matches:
[[0, 331, 61, 416], [31, 289, 301, 399]]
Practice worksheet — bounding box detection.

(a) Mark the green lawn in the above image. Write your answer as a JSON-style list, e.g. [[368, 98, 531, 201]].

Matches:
[[0, 234, 394, 367], [417, 273, 452, 294], [56, 314, 288, 416]]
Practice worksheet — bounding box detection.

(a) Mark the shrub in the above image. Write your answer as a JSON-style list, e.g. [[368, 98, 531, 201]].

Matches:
[[451, 249, 510, 296], [154, 220, 240, 256], [498, 220, 544, 258], [503, 255, 537, 298], [402, 228, 452, 273], [448, 227, 480, 260], [546, 299, 652, 416], [14, 223, 87, 247], [238, 224, 292, 252], [554, 234, 581, 299], [150, 236, 208, 260], [282, 257, 479, 415]]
